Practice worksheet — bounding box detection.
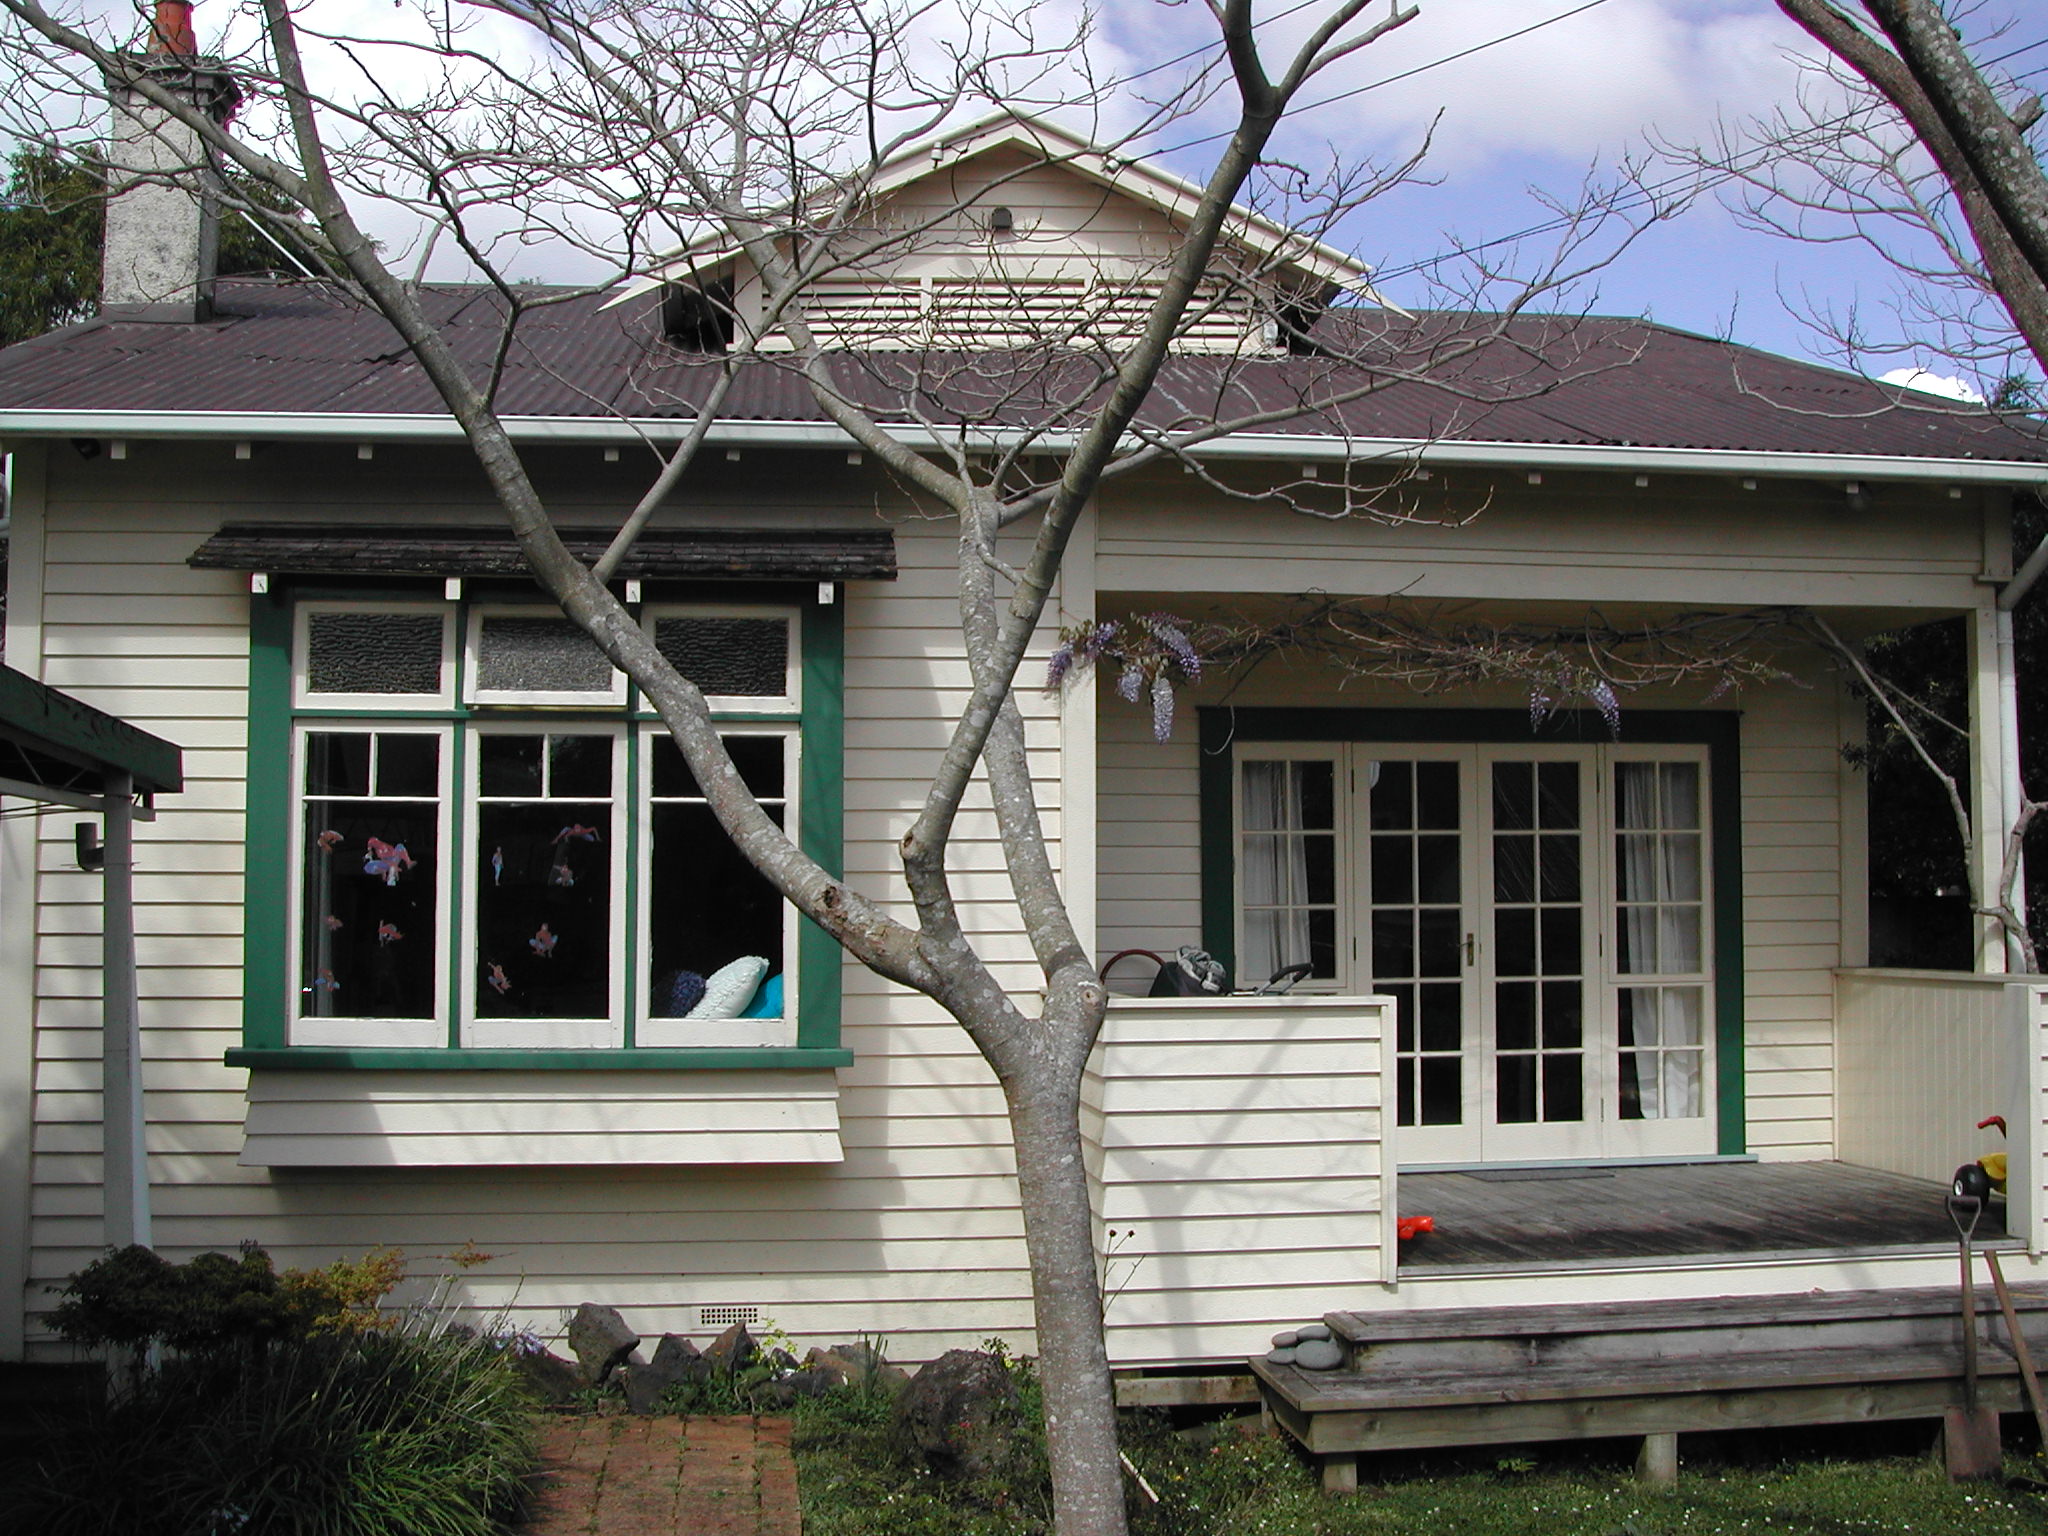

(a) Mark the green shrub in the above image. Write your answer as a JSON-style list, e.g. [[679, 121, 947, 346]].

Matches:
[[0, 1323, 537, 1536], [47, 1243, 411, 1351]]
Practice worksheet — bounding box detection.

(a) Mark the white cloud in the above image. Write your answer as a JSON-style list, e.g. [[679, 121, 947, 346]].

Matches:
[[1879, 367, 1985, 403], [1265, 0, 1806, 172]]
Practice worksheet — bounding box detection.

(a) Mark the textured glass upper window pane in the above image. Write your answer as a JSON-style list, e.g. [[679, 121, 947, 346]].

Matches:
[[654, 617, 789, 696], [477, 617, 614, 693], [307, 613, 443, 695]]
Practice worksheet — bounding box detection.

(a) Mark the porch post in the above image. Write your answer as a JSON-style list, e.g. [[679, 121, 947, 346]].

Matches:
[[100, 772, 151, 1252], [1058, 497, 1099, 958], [1969, 607, 2010, 973]]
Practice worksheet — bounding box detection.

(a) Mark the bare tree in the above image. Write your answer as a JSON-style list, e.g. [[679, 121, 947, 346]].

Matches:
[[0, 2, 1672, 1528], [1666, 2, 2048, 968]]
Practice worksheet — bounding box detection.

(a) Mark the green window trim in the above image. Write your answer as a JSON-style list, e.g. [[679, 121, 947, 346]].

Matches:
[[1197, 706, 1745, 1155], [238, 583, 845, 1066]]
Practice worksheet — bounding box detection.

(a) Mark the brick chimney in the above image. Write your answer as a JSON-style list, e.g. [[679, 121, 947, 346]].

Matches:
[[102, 0, 242, 322]]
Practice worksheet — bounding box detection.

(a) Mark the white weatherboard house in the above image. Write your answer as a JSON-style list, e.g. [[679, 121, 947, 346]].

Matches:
[[4, 96, 2048, 1423]]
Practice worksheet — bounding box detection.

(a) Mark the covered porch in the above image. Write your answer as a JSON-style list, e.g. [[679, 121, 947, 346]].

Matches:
[[1083, 971, 2048, 1370]]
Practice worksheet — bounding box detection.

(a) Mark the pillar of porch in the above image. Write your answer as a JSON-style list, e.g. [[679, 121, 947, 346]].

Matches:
[[1969, 605, 2013, 973]]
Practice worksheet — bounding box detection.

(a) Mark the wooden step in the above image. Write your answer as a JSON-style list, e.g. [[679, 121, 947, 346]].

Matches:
[[1323, 1286, 2048, 1375]]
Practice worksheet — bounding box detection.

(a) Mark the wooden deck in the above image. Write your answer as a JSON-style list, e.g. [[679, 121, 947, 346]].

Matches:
[[1398, 1160, 2011, 1270]]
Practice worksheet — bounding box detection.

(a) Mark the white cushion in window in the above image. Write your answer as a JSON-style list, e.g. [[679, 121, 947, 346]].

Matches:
[[686, 955, 770, 1019]]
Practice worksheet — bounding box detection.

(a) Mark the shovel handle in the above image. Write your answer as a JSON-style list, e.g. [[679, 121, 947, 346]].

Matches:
[[1985, 1249, 2048, 1451]]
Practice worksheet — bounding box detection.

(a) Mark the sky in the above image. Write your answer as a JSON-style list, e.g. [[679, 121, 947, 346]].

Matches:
[[1091, 0, 2048, 395]]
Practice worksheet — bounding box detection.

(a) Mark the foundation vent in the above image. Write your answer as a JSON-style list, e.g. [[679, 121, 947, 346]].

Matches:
[[698, 1304, 760, 1330]]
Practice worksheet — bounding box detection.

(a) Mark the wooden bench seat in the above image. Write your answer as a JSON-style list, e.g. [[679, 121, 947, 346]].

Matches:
[[1252, 1285, 2048, 1490]]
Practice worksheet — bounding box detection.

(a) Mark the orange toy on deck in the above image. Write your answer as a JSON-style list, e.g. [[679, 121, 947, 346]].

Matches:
[[1397, 1216, 1435, 1241]]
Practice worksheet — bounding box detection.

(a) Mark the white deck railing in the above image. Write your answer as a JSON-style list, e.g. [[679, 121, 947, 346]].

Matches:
[[1083, 994, 1396, 1368], [1835, 968, 2047, 1254]]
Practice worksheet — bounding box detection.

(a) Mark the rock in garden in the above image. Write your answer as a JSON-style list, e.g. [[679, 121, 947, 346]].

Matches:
[[890, 1349, 1026, 1482], [702, 1321, 758, 1375], [1294, 1338, 1345, 1371], [812, 1342, 910, 1393], [755, 1366, 839, 1409], [566, 1303, 640, 1384], [512, 1347, 584, 1405], [1266, 1346, 1298, 1365], [1270, 1330, 1299, 1349], [622, 1335, 702, 1414], [1295, 1322, 1332, 1342]]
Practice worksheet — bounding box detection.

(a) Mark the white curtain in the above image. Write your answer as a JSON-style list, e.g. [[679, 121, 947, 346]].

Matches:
[[1241, 762, 1310, 981], [1617, 762, 1704, 1119]]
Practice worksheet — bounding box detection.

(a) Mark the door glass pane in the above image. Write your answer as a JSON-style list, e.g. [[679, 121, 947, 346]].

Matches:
[[1492, 759, 1586, 1127], [1371, 760, 1464, 1128], [1239, 759, 1338, 981]]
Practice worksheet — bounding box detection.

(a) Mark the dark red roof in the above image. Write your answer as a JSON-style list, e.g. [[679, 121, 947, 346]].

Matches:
[[0, 278, 2040, 465]]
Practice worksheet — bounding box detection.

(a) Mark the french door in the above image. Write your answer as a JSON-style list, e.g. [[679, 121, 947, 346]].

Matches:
[[1236, 743, 1714, 1165]]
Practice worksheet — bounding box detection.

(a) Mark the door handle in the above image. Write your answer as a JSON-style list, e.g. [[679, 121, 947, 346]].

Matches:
[[1464, 932, 1476, 966]]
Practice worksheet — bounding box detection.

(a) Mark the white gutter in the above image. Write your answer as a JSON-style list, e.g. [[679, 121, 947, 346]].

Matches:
[[3, 410, 2046, 486]]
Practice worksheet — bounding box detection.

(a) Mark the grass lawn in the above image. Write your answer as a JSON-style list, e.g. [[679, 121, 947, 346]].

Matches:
[[793, 1401, 2048, 1536]]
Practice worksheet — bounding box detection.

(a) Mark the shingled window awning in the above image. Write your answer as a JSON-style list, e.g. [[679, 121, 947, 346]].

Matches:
[[188, 524, 897, 582]]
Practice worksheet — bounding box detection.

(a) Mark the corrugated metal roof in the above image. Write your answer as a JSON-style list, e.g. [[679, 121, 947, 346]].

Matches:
[[0, 279, 2041, 465]]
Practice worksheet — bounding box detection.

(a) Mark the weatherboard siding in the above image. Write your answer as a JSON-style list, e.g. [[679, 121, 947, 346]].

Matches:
[[10, 441, 1051, 1362]]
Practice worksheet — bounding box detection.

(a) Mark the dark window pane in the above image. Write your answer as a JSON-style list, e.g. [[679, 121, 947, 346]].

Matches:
[[375, 734, 439, 798], [1493, 834, 1534, 903], [1618, 1049, 1645, 1120], [1372, 910, 1415, 980], [1543, 1052, 1585, 1122], [652, 736, 699, 799], [1296, 762, 1335, 831], [1387, 983, 1416, 1051], [477, 616, 615, 694], [1417, 835, 1460, 904], [299, 802, 438, 1019], [648, 802, 784, 1008], [305, 733, 371, 797], [1397, 1058, 1416, 1126], [1420, 1057, 1462, 1125], [1416, 762, 1459, 830], [1419, 982, 1462, 1053], [474, 801, 612, 1017], [1495, 907, 1535, 976], [1492, 762, 1532, 831], [1418, 908, 1461, 977], [653, 616, 789, 697], [1303, 836, 1336, 906], [479, 735, 543, 798], [1542, 980, 1583, 1048], [1369, 761, 1412, 831], [1307, 910, 1338, 979], [1370, 837, 1412, 905], [1539, 833, 1580, 902], [1497, 1055, 1537, 1123], [307, 612, 442, 695], [1538, 761, 1579, 829], [549, 735, 613, 798], [728, 737, 787, 800], [1496, 980, 1536, 1051], [1540, 907, 1581, 973]]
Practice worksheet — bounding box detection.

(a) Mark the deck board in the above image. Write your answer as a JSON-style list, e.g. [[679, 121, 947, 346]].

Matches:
[[1398, 1160, 2009, 1269]]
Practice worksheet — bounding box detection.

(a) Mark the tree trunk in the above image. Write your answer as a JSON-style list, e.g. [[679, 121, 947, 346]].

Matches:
[[1005, 1053, 1127, 1536]]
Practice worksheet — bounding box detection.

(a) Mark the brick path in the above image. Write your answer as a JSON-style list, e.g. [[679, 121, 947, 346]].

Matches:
[[520, 1415, 801, 1536]]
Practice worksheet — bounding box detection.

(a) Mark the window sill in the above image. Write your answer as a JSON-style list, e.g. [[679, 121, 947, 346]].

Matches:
[[226, 1046, 852, 1071], [230, 1057, 848, 1167]]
